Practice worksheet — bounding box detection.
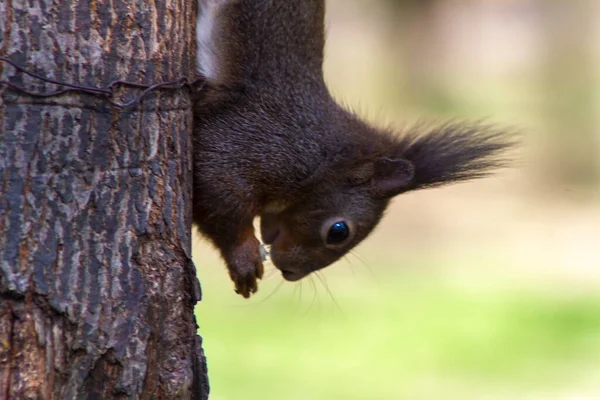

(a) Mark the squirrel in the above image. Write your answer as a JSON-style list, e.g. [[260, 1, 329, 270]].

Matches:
[[193, 0, 514, 298]]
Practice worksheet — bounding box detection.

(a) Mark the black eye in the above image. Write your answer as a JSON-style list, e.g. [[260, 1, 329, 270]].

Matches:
[[327, 221, 350, 245]]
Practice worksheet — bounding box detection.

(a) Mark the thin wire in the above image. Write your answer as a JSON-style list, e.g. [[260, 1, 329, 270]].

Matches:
[[0, 56, 205, 109], [0, 56, 111, 94]]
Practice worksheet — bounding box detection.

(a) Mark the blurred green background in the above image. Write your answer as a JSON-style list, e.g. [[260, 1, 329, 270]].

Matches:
[[194, 1, 600, 399]]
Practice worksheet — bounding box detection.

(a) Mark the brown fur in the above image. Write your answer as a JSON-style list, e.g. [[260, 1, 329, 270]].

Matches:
[[193, 0, 514, 297]]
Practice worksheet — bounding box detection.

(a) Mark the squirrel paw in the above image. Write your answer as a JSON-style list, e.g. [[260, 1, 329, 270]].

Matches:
[[226, 237, 265, 298]]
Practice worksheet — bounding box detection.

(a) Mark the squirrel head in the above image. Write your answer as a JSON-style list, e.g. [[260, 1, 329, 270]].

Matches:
[[260, 156, 414, 280], [260, 121, 513, 281]]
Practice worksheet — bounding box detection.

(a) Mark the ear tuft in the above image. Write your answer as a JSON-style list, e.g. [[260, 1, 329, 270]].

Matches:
[[394, 121, 517, 190]]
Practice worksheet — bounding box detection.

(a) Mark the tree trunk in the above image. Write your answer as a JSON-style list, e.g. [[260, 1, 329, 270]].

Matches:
[[0, 0, 209, 398]]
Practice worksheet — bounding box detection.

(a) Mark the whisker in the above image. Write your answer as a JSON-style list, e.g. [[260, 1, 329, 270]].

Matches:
[[290, 281, 304, 318], [343, 255, 358, 277], [349, 250, 379, 284], [304, 276, 318, 317], [349, 250, 370, 269], [256, 279, 286, 304], [297, 280, 303, 305], [315, 271, 346, 319], [314, 276, 322, 320], [263, 267, 280, 280]]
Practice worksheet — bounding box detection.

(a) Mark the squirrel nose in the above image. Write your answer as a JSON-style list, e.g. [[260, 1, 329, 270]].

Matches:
[[280, 270, 306, 282], [260, 213, 281, 244]]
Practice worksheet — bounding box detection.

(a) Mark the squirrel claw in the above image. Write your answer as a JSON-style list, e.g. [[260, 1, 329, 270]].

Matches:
[[231, 261, 262, 298], [227, 238, 264, 298]]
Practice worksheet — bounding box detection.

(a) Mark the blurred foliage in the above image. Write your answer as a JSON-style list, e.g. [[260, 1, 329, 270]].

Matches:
[[196, 261, 600, 400], [327, 0, 600, 189]]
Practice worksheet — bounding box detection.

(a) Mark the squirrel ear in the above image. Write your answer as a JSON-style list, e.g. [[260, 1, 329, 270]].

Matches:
[[348, 157, 414, 197], [371, 158, 415, 198]]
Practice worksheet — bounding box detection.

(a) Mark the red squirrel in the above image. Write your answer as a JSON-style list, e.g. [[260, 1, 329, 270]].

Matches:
[[193, 0, 513, 298]]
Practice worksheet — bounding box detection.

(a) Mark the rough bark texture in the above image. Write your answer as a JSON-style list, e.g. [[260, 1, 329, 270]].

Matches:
[[0, 0, 209, 398]]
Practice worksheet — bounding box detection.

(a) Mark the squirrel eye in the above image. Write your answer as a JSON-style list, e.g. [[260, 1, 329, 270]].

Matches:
[[326, 221, 350, 245]]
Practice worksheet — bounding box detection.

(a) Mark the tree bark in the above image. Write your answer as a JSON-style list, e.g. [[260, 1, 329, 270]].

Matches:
[[0, 0, 209, 398]]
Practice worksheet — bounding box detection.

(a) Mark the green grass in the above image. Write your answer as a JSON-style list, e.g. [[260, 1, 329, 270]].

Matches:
[[195, 261, 600, 400]]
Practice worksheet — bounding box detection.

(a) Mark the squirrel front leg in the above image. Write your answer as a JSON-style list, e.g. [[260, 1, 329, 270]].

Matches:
[[220, 226, 264, 298], [195, 208, 264, 298]]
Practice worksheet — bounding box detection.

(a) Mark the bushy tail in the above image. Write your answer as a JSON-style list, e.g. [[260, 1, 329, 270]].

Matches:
[[396, 121, 517, 190]]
